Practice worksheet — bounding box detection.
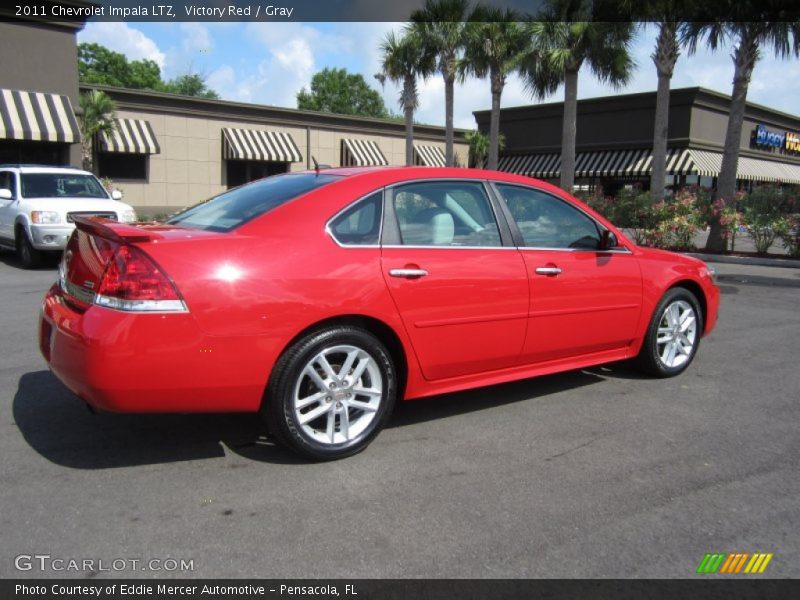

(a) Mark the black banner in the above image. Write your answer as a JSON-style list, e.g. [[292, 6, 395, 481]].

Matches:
[[2, 0, 800, 23], [4, 579, 799, 600]]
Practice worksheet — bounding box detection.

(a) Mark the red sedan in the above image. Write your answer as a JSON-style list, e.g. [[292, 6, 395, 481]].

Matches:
[[39, 167, 719, 460]]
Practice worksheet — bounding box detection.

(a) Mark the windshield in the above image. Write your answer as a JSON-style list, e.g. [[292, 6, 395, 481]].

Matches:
[[167, 173, 343, 232], [21, 173, 109, 199]]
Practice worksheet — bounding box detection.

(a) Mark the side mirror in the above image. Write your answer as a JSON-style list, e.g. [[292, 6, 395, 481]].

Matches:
[[600, 229, 618, 250], [110, 189, 123, 200], [0, 188, 12, 200]]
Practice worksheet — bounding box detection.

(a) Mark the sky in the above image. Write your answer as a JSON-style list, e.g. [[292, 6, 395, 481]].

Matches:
[[78, 21, 800, 129]]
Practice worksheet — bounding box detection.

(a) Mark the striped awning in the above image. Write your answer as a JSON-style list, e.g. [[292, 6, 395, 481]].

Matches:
[[498, 153, 560, 178], [222, 128, 302, 162], [501, 148, 711, 179], [96, 118, 159, 154], [575, 148, 655, 177], [341, 138, 388, 167], [0, 88, 80, 143], [685, 150, 721, 178], [682, 150, 800, 184], [414, 145, 446, 167], [499, 147, 800, 184]]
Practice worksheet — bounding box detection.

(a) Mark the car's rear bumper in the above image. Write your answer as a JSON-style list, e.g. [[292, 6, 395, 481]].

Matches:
[[39, 284, 267, 413]]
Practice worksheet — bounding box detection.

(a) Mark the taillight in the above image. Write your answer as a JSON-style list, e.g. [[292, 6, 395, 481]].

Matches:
[[94, 245, 187, 312]]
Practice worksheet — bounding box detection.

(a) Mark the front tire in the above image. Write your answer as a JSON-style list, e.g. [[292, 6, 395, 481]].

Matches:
[[636, 288, 703, 377], [263, 326, 397, 461], [16, 229, 42, 269]]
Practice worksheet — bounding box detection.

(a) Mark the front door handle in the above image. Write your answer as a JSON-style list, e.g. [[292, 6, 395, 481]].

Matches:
[[389, 268, 429, 278], [535, 266, 562, 276]]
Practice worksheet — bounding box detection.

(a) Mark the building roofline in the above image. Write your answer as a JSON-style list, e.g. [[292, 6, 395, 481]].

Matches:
[[474, 86, 799, 123], [80, 83, 468, 139]]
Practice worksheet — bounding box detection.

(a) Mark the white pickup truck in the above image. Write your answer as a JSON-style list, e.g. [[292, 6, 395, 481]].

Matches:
[[0, 165, 136, 268]]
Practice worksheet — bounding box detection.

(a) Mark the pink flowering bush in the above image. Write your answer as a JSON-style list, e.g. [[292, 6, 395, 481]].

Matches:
[[642, 190, 702, 251]]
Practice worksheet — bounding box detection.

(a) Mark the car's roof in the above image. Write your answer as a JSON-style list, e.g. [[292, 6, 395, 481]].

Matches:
[[290, 165, 566, 197], [293, 165, 539, 183], [0, 164, 93, 175]]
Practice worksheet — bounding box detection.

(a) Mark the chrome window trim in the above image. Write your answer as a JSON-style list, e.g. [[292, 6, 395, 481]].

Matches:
[[381, 245, 631, 253], [517, 246, 633, 254], [381, 244, 519, 251], [325, 189, 385, 248]]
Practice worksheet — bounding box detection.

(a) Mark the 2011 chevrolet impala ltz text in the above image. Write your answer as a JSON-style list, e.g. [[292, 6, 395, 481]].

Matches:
[[39, 167, 719, 460]]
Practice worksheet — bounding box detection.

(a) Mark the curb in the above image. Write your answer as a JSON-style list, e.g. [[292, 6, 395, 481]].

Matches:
[[685, 252, 800, 269]]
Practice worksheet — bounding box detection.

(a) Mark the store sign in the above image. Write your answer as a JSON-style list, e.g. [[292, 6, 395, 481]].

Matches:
[[754, 124, 800, 155], [787, 131, 800, 153]]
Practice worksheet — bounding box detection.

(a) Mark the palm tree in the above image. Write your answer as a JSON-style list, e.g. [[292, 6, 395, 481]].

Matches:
[[410, 0, 470, 167], [521, 1, 635, 191], [460, 6, 528, 170], [618, 4, 686, 200], [465, 129, 506, 168], [649, 21, 682, 199], [378, 30, 436, 166], [683, 13, 800, 251], [78, 90, 117, 172]]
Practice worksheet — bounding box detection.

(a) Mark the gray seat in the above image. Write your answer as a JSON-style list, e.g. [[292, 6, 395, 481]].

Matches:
[[403, 207, 454, 246]]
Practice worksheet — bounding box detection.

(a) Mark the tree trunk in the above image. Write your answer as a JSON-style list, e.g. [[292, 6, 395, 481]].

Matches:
[[82, 140, 93, 172], [403, 75, 415, 166], [560, 67, 579, 191], [488, 68, 503, 171], [650, 22, 678, 201], [444, 72, 455, 167], [707, 29, 758, 252]]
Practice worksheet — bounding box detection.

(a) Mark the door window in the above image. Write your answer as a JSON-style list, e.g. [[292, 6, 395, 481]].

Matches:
[[496, 184, 602, 250], [391, 181, 501, 247]]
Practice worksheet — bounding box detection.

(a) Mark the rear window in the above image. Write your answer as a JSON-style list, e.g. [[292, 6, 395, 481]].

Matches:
[[21, 173, 108, 199], [166, 173, 343, 232]]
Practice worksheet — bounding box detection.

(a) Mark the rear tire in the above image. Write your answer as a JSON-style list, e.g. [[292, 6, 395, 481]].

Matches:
[[16, 229, 42, 269], [262, 326, 397, 461], [636, 288, 703, 377]]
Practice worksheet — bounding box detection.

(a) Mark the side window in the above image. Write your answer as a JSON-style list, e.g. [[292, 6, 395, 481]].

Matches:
[[391, 181, 502, 247], [496, 184, 601, 250], [0, 171, 15, 197], [329, 191, 382, 246]]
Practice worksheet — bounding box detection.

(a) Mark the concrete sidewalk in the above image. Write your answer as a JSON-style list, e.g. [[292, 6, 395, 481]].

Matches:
[[685, 252, 800, 269], [687, 229, 800, 268]]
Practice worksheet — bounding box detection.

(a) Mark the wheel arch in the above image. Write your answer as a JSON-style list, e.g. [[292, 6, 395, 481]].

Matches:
[[14, 217, 31, 240], [668, 279, 707, 330], [270, 314, 409, 400]]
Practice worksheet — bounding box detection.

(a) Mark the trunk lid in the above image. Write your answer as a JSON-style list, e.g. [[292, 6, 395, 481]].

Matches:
[[59, 217, 203, 310]]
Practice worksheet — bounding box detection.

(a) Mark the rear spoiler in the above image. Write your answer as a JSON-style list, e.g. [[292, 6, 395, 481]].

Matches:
[[72, 216, 163, 243]]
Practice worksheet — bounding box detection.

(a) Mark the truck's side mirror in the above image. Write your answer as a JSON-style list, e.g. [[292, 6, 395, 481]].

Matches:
[[111, 190, 123, 200], [0, 188, 13, 200]]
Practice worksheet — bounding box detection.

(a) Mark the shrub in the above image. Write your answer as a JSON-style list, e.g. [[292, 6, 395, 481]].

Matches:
[[643, 189, 702, 251], [741, 186, 794, 255], [781, 214, 800, 257]]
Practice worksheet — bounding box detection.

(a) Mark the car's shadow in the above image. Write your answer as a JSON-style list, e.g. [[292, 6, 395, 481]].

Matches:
[[14, 364, 641, 468]]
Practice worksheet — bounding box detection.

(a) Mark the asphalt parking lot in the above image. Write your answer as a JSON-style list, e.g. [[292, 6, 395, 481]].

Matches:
[[1, 251, 798, 579]]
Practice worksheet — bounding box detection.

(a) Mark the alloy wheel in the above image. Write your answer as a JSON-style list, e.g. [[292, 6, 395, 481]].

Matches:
[[292, 344, 383, 445], [656, 300, 698, 369]]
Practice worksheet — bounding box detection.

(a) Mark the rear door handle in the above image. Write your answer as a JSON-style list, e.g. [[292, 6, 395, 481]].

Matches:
[[535, 266, 562, 276], [389, 268, 428, 278]]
